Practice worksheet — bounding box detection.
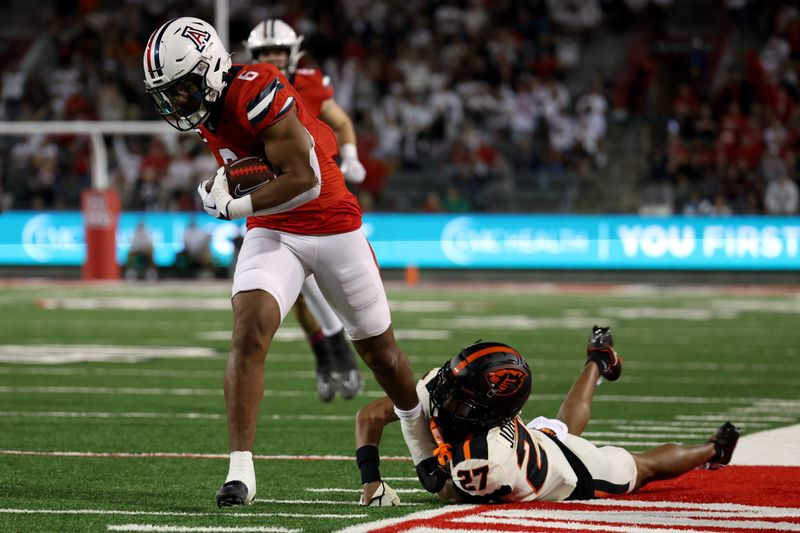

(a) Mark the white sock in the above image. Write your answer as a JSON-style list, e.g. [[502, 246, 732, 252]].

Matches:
[[394, 403, 436, 465], [225, 451, 256, 503]]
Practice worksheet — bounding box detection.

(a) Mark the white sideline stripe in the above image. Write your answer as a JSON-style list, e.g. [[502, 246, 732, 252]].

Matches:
[[333, 507, 480, 533], [0, 411, 354, 423], [0, 509, 366, 519], [462, 510, 800, 531], [108, 526, 299, 533], [332, 499, 800, 533], [0, 450, 411, 462], [485, 508, 800, 520], [579, 498, 800, 515], [457, 517, 800, 533], [732, 423, 800, 466], [305, 488, 424, 494]]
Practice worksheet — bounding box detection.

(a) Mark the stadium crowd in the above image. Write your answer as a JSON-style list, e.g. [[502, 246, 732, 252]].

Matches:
[[641, 1, 800, 215], [1, 1, 798, 215], [0, 0, 610, 213]]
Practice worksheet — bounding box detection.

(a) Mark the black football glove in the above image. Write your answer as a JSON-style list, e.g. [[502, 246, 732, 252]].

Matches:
[[415, 456, 450, 493]]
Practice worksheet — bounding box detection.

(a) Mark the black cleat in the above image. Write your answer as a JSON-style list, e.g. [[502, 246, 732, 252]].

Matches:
[[315, 370, 335, 403], [586, 325, 622, 381], [215, 480, 250, 507], [705, 421, 740, 470]]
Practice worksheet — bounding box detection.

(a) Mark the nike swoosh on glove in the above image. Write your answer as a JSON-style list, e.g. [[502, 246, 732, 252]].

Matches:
[[197, 167, 232, 220]]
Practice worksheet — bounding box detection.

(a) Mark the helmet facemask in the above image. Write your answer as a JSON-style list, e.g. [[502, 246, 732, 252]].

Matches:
[[429, 363, 498, 437], [146, 60, 216, 131], [429, 342, 532, 438]]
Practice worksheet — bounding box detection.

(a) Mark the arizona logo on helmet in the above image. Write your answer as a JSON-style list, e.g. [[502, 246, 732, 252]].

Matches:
[[182, 26, 211, 52], [486, 368, 527, 396]]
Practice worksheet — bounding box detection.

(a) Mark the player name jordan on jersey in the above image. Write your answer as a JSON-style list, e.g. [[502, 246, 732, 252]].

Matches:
[[414, 368, 578, 503], [196, 62, 361, 235]]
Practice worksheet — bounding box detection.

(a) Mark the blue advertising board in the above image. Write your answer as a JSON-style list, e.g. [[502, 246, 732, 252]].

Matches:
[[0, 211, 798, 270]]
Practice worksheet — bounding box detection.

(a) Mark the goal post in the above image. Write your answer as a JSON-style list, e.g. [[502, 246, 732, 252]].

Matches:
[[0, 121, 190, 280]]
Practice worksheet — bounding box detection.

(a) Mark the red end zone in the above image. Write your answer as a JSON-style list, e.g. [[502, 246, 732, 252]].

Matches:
[[340, 466, 800, 533]]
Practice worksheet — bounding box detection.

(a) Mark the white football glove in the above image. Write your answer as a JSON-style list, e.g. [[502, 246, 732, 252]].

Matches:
[[359, 481, 400, 507], [198, 167, 232, 220], [339, 143, 366, 184]]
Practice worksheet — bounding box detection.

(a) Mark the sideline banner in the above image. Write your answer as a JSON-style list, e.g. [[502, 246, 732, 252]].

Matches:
[[0, 211, 798, 270]]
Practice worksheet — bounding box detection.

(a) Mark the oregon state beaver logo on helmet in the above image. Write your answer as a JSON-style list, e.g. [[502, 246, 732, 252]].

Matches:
[[429, 341, 532, 435], [486, 367, 528, 396]]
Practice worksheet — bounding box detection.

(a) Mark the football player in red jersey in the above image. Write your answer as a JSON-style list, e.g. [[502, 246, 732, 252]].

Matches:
[[243, 18, 365, 403], [142, 17, 436, 507], [355, 327, 740, 506]]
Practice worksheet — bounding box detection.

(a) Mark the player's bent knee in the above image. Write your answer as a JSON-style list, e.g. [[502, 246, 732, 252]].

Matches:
[[231, 290, 281, 359]]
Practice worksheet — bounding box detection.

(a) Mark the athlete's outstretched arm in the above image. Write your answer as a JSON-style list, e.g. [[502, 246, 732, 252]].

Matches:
[[555, 362, 601, 436], [354, 395, 398, 503], [355, 395, 397, 449], [319, 98, 356, 147]]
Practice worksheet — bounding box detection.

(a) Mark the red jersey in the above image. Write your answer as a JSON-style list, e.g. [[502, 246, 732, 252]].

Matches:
[[290, 68, 334, 119], [197, 63, 361, 235]]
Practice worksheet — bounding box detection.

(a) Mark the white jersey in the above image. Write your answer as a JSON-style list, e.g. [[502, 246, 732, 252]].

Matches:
[[414, 368, 576, 502], [449, 417, 577, 502], [414, 367, 637, 502]]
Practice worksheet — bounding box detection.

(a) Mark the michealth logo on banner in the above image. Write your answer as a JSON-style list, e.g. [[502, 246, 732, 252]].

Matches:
[[0, 212, 798, 270]]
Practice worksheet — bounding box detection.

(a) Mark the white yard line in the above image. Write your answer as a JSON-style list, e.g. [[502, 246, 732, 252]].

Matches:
[[0, 508, 366, 519], [0, 450, 411, 462], [107, 526, 300, 533], [255, 499, 419, 507], [0, 411, 354, 423], [305, 488, 425, 494], [2, 385, 796, 406]]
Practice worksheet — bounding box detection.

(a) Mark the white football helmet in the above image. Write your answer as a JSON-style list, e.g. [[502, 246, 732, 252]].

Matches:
[[143, 17, 232, 131], [244, 19, 305, 75]]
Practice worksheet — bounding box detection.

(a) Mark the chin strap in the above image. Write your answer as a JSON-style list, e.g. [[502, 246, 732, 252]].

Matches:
[[429, 418, 453, 466]]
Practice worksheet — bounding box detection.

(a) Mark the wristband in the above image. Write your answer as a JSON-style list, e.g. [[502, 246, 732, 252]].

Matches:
[[356, 445, 381, 484], [340, 143, 358, 159], [225, 195, 254, 220]]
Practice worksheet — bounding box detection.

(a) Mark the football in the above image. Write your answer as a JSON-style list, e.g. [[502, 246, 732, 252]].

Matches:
[[205, 157, 275, 198]]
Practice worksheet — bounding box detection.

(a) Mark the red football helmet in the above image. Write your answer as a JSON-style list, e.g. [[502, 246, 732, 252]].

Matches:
[[428, 341, 532, 435]]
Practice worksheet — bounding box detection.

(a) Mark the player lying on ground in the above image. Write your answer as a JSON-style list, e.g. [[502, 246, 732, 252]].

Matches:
[[355, 326, 741, 505]]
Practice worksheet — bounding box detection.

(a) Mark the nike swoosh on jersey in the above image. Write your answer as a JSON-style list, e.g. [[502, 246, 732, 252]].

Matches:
[[234, 182, 268, 197]]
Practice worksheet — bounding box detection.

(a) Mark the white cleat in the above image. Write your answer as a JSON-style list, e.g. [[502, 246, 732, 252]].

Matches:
[[359, 481, 400, 507]]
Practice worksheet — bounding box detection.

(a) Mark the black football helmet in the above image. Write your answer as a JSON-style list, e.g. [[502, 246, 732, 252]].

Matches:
[[428, 341, 532, 436]]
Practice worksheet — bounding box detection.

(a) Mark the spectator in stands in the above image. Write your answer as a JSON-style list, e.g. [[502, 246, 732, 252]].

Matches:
[[126, 220, 157, 281], [177, 219, 213, 278], [764, 174, 799, 214]]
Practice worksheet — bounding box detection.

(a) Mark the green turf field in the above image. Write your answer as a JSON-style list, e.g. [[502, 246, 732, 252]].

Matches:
[[0, 281, 798, 532]]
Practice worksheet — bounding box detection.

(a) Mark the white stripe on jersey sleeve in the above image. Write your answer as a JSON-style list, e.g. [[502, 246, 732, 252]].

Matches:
[[246, 85, 279, 121]]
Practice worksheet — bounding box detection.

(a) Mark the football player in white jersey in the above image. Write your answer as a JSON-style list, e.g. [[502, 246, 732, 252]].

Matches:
[[355, 326, 740, 506]]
